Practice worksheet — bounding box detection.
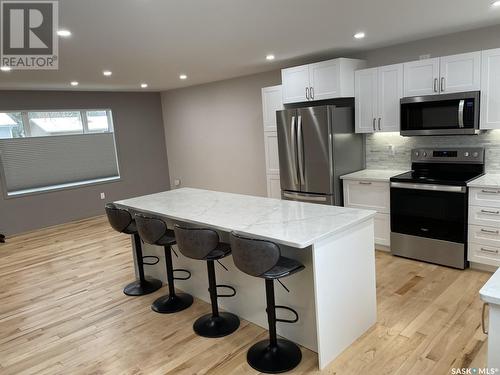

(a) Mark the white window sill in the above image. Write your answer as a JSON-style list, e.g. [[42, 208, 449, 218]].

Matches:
[[6, 176, 121, 198]]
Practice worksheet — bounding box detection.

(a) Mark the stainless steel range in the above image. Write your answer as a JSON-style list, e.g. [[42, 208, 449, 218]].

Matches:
[[390, 148, 485, 269]]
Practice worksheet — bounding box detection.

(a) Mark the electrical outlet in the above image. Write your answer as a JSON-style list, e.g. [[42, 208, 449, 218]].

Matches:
[[174, 179, 181, 187], [388, 144, 396, 156], [100, 192, 106, 200]]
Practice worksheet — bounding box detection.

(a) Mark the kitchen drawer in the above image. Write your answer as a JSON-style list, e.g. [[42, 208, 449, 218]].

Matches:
[[343, 180, 390, 213], [468, 242, 500, 267], [469, 205, 500, 228], [374, 213, 390, 247], [470, 187, 500, 208], [469, 224, 500, 247]]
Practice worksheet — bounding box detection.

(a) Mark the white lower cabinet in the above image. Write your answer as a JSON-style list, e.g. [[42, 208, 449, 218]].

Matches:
[[343, 179, 391, 248], [267, 175, 281, 199], [374, 213, 391, 247], [469, 187, 500, 267]]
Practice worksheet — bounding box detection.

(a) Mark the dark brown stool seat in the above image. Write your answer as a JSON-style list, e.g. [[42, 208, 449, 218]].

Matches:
[[230, 232, 304, 374], [105, 203, 162, 296], [135, 214, 193, 314], [174, 225, 240, 338]]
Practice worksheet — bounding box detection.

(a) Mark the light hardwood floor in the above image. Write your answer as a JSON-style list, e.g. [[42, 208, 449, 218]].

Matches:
[[0, 216, 492, 374]]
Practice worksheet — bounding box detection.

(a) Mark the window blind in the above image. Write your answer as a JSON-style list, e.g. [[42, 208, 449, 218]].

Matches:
[[0, 133, 119, 195]]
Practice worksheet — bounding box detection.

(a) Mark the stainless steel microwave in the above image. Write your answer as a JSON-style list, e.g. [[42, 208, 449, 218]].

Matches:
[[400, 91, 480, 136]]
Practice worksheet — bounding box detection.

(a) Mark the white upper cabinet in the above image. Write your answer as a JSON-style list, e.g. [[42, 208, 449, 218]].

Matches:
[[377, 63, 403, 132], [355, 68, 378, 133], [261, 85, 283, 131], [403, 58, 440, 97], [309, 60, 341, 100], [282, 58, 365, 104], [404, 52, 481, 97], [355, 64, 403, 133], [480, 48, 500, 130], [440, 52, 481, 93], [281, 65, 310, 103]]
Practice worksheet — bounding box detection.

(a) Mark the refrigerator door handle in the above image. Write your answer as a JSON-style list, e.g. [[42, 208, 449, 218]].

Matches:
[[290, 116, 299, 186], [297, 115, 305, 186]]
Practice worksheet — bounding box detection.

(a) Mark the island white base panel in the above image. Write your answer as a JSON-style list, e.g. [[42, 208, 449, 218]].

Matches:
[[133, 219, 376, 370], [488, 304, 500, 369]]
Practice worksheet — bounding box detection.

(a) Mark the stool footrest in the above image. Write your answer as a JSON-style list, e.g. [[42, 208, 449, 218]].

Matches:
[[215, 284, 236, 298], [273, 305, 299, 324], [173, 269, 192, 280], [142, 256, 160, 266]]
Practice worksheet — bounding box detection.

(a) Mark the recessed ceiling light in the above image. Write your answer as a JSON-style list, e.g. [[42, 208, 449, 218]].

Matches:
[[354, 32, 365, 39], [0, 66, 12, 72], [492, 0, 500, 7], [70, 81, 79, 86], [179, 74, 187, 80], [103, 70, 112, 76], [266, 54, 275, 61], [140, 83, 148, 88], [57, 29, 71, 37]]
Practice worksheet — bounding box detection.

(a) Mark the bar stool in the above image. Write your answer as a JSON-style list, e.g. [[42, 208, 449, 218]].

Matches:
[[135, 213, 193, 313], [230, 232, 305, 374], [105, 203, 162, 296], [174, 224, 240, 338]]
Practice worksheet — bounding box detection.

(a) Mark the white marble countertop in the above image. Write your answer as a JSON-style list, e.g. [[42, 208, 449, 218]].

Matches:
[[480, 267, 500, 305], [115, 188, 376, 248], [468, 174, 500, 190], [340, 169, 408, 182]]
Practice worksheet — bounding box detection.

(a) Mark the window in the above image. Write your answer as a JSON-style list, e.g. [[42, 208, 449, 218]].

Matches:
[[0, 109, 119, 197], [0, 112, 24, 139], [0, 109, 113, 138]]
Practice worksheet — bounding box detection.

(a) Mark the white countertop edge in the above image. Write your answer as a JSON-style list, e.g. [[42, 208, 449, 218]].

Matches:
[[340, 169, 407, 182], [480, 268, 500, 306], [114, 202, 377, 249], [467, 174, 500, 189]]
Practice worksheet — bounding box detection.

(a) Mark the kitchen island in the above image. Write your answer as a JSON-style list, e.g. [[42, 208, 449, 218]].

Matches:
[[115, 188, 377, 369]]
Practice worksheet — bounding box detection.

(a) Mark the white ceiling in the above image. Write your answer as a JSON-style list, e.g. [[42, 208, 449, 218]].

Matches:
[[1, 0, 499, 91]]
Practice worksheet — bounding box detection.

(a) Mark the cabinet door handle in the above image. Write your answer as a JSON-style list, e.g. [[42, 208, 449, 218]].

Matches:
[[440, 77, 445, 92], [481, 228, 500, 235], [481, 189, 499, 194], [482, 303, 488, 335], [480, 209, 500, 215], [378, 117, 381, 131], [372, 118, 376, 131], [359, 181, 372, 185], [480, 247, 499, 254], [305, 87, 309, 100], [434, 78, 438, 93], [310, 86, 314, 100]]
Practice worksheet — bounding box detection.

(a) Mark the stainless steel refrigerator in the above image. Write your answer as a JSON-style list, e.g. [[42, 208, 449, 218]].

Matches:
[[276, 104, 364, 205]]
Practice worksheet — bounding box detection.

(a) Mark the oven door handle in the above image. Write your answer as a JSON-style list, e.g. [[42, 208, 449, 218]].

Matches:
[[390, 182, 466, 193]]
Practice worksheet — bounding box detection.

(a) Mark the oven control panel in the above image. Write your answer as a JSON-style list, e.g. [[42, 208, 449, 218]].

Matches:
[[411, 148, 484, 163]]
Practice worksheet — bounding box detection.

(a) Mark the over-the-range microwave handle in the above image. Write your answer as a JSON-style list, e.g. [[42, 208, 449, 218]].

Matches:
[[458, 99, 465, 128], [290, 115, 299, 186], [297, 115, 305, 186]]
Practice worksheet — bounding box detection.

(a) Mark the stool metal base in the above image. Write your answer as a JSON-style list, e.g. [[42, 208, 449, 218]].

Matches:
[[247, 338, 302, 374], [123, 278, 162, 296], [151, 292, 193, 314], [193, 312, 240, 338]]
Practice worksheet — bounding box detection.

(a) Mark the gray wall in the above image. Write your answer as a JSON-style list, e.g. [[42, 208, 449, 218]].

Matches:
[[350, 23, 500, 67], [0, 91, 170, 235], [161, 70, 281, 196]]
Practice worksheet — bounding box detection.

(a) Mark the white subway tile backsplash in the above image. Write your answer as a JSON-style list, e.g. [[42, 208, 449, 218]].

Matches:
[[365, 130, 500, 172]]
